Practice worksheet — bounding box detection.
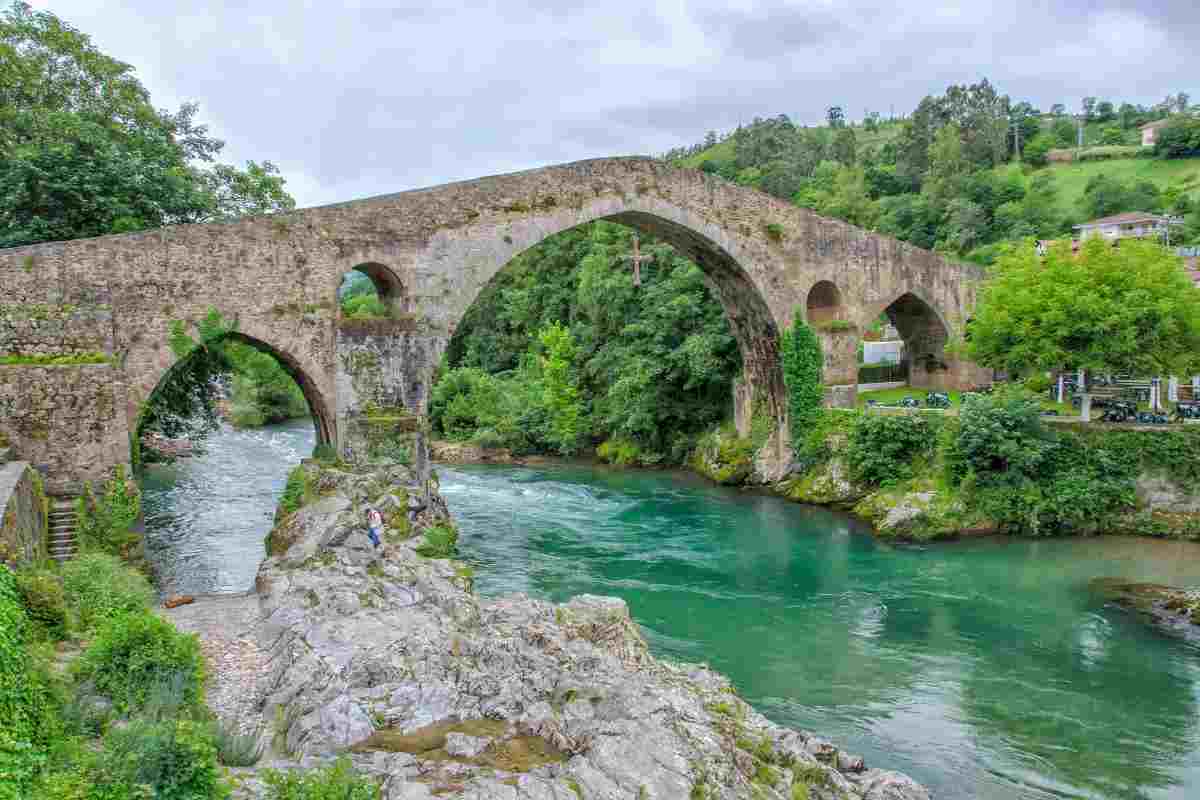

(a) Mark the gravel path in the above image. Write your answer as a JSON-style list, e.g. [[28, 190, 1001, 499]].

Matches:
[[161, 593, 268, 737]]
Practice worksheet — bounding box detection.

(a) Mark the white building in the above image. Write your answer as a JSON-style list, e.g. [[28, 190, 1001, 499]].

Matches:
[[1073, 212, 1180, 242]]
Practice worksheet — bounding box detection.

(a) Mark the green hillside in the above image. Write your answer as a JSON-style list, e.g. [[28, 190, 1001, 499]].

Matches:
[[1027, 158, 1200, 219]]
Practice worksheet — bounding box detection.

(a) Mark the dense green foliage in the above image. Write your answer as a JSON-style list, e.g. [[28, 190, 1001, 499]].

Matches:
[[60, 552, 154, 632], [432, 223, 741, 462], [0, 567, 58, 799], [945, 390, 1137, 535], [225, 341, 309, 428], [262, 757, 380, 800], [779, 316, 824, 458], [0, 2, 294, 248], [4, 494, 226, 798], [1155, 117, 1200, 159], [965, 239, 1200, 383], [799, 389, 1200, 539], [669, 81, 1200, 254], [72, 612, 205, 716]]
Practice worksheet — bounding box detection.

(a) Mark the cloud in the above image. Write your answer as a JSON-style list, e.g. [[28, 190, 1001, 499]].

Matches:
[[28, 0, 1199, 207]]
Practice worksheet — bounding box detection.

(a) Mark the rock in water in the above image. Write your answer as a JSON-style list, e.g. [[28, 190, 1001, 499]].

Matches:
[[240, 460, 929, 799]]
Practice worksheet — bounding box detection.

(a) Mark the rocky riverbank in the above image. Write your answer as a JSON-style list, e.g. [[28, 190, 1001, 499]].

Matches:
[[205, 457, 928, 799], [1090, 578, 1200, 644]]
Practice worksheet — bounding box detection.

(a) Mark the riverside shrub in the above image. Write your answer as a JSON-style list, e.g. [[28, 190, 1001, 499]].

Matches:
[[263, 756, 380, 800], [90, 719, 227, 800], [846, 413, 940, 486], [60, 553, 154, 632], [73, 613, 205, 716], [15, 567, 67, 639]]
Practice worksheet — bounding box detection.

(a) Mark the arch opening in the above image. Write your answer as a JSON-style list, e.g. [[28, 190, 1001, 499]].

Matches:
[[433, 213, 785, 464], [136, 330, 332, 465], [806, 280, 844, 325], [338, 262, 407, 320], [879, 292, 951, 390]]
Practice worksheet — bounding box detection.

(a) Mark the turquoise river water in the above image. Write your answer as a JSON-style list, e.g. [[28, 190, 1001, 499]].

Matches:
[[142, 420, 1200, 800]]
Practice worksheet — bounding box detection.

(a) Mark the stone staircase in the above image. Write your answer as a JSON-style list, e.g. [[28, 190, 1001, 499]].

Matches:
[[48, 496, 79, 562]]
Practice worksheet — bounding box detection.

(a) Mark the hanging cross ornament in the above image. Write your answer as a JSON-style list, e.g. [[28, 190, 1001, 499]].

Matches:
[[625, 233, 652, 287]]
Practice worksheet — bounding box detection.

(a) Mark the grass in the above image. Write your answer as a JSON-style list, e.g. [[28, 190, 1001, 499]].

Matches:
[[858, 385, 1077, 416], [857, 387, 963, 408], [1022, 157, 1200, 218]]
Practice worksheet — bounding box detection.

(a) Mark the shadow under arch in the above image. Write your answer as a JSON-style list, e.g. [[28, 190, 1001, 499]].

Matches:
[[136, 330, 334, 463], [862, 290, 953, 389], [806, 279, 844, 325], [338, 261, 409, 317]]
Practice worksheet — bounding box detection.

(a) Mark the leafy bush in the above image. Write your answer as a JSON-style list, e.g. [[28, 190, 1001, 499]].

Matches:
[[415, 523, 459, 559], [73, 613, 205, 716], [75, 465, 140, 556], [276, 464, 311, 521], [597, 438, 644, 466], [15, 567, 67, 639], [470, 428, 505, 451], [262, 756, 380, 800], [341, 293, 390, 320], [846, 413, 939, 486], [211, 720, 263, 767], [60, 553, 154, 633], [311, 443, 338, 462], [946, 388, 1057, 487], [90, 719, 226, 800]]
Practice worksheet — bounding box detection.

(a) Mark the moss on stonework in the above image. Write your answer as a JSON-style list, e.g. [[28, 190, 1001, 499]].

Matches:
[[351, 718, 568, 772], [0, 352, 111, 366]]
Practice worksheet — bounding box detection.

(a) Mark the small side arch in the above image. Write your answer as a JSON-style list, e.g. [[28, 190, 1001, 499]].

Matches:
[[337, 261, 409, 317], [806, 280, 844, 325]]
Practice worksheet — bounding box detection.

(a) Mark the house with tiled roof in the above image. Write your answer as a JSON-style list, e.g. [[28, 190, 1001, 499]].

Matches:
[[1073, 212, 1180, 242], [1140, 118, 1173, 146]]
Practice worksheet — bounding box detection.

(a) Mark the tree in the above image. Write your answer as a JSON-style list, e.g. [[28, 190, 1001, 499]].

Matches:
[[1080, 174, 1161, 219], [1154, 117, 1200, 158], [832, 127, 856, 165], [1050, 103, 1067, 117], [1023, 134, 1054, 167], [1052, 118, 1077, 147], [0, 2, 294, 247], [1118, 103, 1139, 130], [1081, 96, 1098, 121], [537, 322, 583, 455], [1096, 100, 1115, 122], [779, 315, 824, 456], [826, 105, 845, 128], [964, 239, 1200, 420], [1098, 125, 1125, 145]]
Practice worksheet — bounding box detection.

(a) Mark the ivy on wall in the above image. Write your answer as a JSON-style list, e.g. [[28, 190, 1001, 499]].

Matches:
[[779, 312, 824, 456]]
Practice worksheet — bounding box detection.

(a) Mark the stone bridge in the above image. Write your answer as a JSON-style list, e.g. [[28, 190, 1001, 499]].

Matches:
[[0, 157, 986, 492]]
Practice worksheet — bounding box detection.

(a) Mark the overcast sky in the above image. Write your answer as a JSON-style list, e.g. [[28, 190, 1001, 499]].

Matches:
[[31, 1, 1199, 208]]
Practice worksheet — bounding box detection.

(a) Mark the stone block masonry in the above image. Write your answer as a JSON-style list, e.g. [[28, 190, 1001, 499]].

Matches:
[[0, 156, 987, 490], [0, 461, 48, 566]]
